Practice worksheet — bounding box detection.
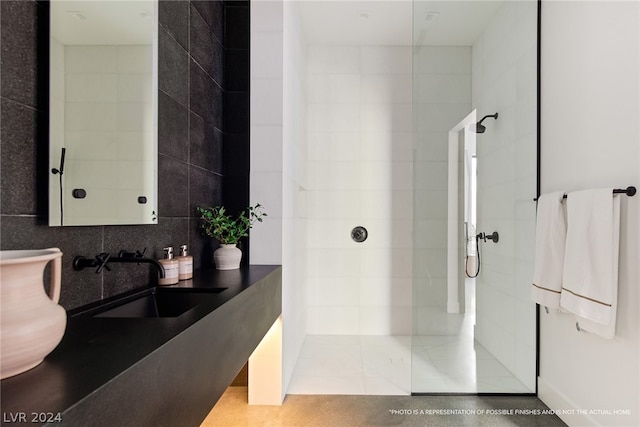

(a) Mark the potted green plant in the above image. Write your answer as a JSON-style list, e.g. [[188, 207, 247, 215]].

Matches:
[[197, 204, 266, 270]]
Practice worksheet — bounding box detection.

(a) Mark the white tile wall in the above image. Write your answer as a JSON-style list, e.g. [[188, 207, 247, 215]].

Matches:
[[305, 45, 414, 335]]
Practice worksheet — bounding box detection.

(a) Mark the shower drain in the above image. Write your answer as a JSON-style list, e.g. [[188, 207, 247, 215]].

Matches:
[[351, 226, 368, 243]]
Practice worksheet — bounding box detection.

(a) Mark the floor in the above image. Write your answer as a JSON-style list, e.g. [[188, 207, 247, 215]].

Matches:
[[202, 387, 567, 427], [287, 334, 530, 395]]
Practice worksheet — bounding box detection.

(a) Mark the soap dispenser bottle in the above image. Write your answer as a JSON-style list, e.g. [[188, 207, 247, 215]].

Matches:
[[158, 247, 179, 285], [177, 244, 193, 281]]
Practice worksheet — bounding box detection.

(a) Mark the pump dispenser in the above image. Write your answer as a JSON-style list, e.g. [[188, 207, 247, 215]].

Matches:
[[158, 247, 179, 285], [177, 245, 193, 280]]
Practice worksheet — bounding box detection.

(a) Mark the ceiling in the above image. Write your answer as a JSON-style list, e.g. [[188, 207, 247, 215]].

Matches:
[[298, 0, 504, 46]]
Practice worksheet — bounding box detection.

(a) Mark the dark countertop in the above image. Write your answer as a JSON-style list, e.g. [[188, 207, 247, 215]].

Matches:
[[1, 265, 282, 426]]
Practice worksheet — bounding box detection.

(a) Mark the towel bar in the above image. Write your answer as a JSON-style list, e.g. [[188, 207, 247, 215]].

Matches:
[[533, 186, 636, 201]]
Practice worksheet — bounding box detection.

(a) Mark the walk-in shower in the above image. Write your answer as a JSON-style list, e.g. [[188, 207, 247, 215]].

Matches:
[[282, 0, 539, 396]]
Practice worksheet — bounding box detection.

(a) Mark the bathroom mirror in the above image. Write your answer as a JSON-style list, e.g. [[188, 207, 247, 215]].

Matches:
[[49, 0, 158, 226]]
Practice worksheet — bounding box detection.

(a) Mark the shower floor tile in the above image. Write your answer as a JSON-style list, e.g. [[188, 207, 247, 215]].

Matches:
[[289, 335, 411, 395], [289, 334, 531, 395]]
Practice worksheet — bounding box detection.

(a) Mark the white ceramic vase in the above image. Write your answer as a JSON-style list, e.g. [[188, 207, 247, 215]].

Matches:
[[213, 244, 242, 270], [0, 248, 67, 379]]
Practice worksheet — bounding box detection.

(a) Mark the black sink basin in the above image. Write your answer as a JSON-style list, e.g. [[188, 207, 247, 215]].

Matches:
[[70, 287, 227, 318]]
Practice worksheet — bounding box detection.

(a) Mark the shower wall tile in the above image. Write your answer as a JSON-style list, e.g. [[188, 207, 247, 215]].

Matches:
[[413, 306, 465, 335], [307, 162, 361, 191], [306, 45, 414, 335], [414, 190, 448, 219], [308, 132, 360, 162], [360, 307, 412, 335], [413, 248, 447, 278], [417, 74, 472, 104], [308, 75, 360, 104], [307, 248, 360, 278], [307, 306, 360, 335], [308, 104, 360, 132], [306, 277, 359, 307], [414, 46, 472, 75], [360, 278, 412, 307], [360, 248, 412, 278], [360, 103, 413, 133], [360, 47, 412, 75], [306, 219, 355, 249], [360, 132, 413, 162], [413, 162, 449, 191], [414, 132, 449, 162], [306, 191, 360, 220], [308, 46, 360, 75], [415, 103, 472, 133], [360, 75, 412, 104], [359, 161, 413, 191]]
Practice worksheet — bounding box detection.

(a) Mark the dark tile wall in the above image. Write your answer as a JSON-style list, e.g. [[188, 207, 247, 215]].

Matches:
[[0, 0, 250, 309]]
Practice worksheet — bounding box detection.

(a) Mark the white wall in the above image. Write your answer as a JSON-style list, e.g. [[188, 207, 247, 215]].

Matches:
[[412, 46, 472, 335], [305, 45, 414, 335], [539, 1, 640, 426], [250, 0, 308, 401], [472, 0, 538, 391], [282, 0, 308, 397]]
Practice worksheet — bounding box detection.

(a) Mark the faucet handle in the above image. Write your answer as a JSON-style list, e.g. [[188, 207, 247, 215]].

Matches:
[[117, 248, 147, 259], [95, 252, 111, 273]]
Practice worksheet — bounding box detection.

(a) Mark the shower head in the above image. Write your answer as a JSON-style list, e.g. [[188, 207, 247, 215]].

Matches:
[[472, 113, 499, 133]]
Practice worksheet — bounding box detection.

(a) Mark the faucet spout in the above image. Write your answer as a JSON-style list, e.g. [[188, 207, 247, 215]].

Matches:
[[112, 250, 166, 278]]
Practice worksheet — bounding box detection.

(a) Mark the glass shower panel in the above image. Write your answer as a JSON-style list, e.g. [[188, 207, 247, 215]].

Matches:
[[411, 0, 538, 394]]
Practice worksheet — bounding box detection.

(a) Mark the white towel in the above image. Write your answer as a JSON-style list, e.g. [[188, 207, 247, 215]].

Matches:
[[531, 192, 567, 308], [560, 189, 621, 339]]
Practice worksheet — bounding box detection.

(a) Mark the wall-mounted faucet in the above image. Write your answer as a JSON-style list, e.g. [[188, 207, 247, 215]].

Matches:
[[73, 249, 166, 278]]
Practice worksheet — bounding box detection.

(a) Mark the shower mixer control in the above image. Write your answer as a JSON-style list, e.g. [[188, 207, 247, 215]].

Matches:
[[351, 226, 368, 243], [478, 231, 499, 243]]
